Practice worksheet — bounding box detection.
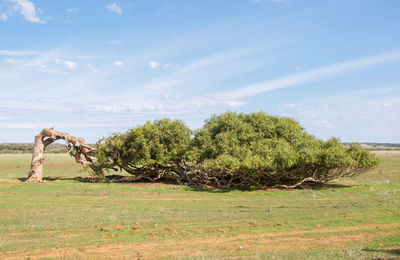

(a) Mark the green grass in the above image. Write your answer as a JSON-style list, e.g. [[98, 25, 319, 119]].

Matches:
[[0, 153, 399, 259]]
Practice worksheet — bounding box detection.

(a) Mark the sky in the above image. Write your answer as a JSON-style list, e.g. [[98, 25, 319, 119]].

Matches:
[[0, 0, 399, 143]]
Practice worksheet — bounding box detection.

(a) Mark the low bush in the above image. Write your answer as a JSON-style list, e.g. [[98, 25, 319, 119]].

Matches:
[[93, 112, 379, 189]]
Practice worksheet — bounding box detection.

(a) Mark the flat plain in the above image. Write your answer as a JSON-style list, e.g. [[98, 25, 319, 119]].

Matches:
[[0, 153, 399, 259]]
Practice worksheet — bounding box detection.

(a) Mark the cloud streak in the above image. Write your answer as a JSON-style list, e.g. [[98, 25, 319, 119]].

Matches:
[[117, 45, 275, 99], [278, 87, 400, 142], [0, 50, 42, 56], [215, 51, 400, 100]]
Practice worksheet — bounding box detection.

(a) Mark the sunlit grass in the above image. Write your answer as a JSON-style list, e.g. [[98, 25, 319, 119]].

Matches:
[[0, 153, 399, 259]]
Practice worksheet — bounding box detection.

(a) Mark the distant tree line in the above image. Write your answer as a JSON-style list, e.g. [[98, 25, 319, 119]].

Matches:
[[0, 143, 67, 154]]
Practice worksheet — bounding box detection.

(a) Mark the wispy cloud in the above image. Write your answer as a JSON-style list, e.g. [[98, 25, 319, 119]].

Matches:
[[148, 61, 160, 69], [106, 2, 122, 14], [36, 64, 67, 75], [147, 61, 172, 69], [278, 86, 400, 142], [107, 40, 123, 45], [6, 0, 44, 23], [55, 58, 78, 71], [66, 7, 79, 13], [3, 58, 26, 64], [114, 60, 123, 67], [93, 96, 246, 115], [116, 45, 275, 98], [215, 51, 400, 100], [0, 12, 8, 21], [0, 50, 42, 56], [87, 64, 98, 73], [0, 49, 84, 75], [64, 60, 77, 71]]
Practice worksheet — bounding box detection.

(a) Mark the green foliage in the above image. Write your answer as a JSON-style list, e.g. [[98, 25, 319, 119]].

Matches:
[[94, 111, 380, 188], [189, 112, 379, 187], [346, 143, 381, 168], [95, 119, 191, 174]]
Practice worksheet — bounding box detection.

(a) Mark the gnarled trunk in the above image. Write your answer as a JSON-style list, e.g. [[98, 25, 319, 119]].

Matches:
[[27, 128, 96, 182]]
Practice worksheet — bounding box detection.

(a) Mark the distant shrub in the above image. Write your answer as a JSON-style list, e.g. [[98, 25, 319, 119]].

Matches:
[[93, 112, 380, 189]]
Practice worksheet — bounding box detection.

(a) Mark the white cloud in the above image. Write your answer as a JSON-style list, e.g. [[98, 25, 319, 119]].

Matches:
[[106, 2, 122, 14], [64, 60, 77, 71], [9, 0, 44, 23], [216, 51, 400, 100], [87, 64, 98, 73], [148, 61, 173, 69], [114, 60, 124, 67], [226, 101, 246, 107], [148, 61, 160, 69], [66, 7, 79, 13], [279, 103, 303, 109], [95, 103, 156, 113], [368, 101, 392, 108], [0, 13, 8, 21], [37, 64, 67, 75], [55, 58, 78, 71], [92, 95, 246, 114], [319, 120, 333, 128]]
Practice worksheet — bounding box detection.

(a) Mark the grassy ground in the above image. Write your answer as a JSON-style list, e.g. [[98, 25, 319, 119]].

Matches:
[[0, 153, 399, 259]]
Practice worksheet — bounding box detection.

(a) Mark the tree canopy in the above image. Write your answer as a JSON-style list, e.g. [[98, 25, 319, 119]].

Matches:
[[92, 112, 379, 189]]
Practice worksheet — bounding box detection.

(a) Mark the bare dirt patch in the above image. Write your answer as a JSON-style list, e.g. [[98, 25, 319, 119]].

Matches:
[[2, 223, 399, 259], [58, 233, 84, 238], [372, 150, 400, 155], [0, 179, 22, 183], [0, 178, 22, 187]]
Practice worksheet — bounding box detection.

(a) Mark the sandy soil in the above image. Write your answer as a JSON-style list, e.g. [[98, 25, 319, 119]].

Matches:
[[1, 223, 399, 259], [371, 150, 400, 155]]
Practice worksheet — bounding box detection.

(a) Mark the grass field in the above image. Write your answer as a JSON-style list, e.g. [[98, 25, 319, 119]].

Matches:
[[0, 153, 399, 259]]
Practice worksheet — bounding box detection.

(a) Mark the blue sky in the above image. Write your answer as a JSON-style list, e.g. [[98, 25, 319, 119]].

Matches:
[[0, 0, 399, 143]]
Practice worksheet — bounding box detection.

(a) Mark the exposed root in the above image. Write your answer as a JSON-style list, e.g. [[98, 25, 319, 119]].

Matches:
[[272, 177, 322, 189]]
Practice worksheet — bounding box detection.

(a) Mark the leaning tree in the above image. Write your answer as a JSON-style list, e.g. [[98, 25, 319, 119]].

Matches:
[[185, 112, 380, 188], [27, 128, 97, 182]]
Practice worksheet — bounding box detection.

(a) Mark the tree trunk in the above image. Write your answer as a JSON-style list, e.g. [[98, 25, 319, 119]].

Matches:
[[27, 134, 45, 182], [27, 128, 96, 182]]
